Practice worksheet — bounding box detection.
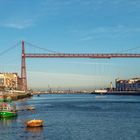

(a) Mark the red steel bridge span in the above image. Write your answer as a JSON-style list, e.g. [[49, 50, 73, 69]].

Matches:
[[21, 41, 140, 91]]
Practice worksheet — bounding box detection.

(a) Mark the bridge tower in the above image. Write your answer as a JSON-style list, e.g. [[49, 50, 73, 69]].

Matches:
[[21, 40, 27, 91]]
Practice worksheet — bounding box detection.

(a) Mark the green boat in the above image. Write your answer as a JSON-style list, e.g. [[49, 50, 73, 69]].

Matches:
[[0, 111, 17, 118], [0, 102, 17, 118], [0, 98, 4, 102]]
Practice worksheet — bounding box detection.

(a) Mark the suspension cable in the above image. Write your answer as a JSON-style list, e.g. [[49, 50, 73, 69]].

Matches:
[[0, 41, 21, 56], [25, 41, 140, 54], [24, 41, 59, 53], [119, 46, 140, 53]]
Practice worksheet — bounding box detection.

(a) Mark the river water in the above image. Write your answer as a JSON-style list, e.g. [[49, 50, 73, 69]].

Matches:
[[0, 94, 140, 140]]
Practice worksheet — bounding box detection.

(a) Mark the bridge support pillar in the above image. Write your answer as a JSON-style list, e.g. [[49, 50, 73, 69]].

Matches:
[[21, 40, 27, 91]]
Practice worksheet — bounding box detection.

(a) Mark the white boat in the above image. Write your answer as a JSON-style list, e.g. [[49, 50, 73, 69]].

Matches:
[[94, 89, 107, 93]]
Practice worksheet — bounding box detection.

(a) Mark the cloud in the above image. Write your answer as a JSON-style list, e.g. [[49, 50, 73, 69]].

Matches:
[[79, 25, 140, 41], [41, 0, 140, 11], [1, 19, 34, 29], [0, 1, 40, 29], [96, 0, 140, 6], [80, 36, 94, 41], [88, 26, 140, 34], [4, 23, 31, 29], [1, 0, 140, 30]]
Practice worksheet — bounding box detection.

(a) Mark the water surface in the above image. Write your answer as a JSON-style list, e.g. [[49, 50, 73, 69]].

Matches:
[[0, 94, 140, 140]]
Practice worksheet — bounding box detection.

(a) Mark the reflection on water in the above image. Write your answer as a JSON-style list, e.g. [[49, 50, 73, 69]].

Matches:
[[95, 95, 107, 99], [26, 126, 44, 133], [0, 117, 17, 127], [0, 94, 140, 140]]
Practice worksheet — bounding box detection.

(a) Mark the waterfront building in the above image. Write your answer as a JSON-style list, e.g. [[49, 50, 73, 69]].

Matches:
[[0, 73, 21, 90], [116, 78, 140, 91]]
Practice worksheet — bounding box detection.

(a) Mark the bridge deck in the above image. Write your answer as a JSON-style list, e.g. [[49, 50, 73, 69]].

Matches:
[[25, 53, 140, 58]]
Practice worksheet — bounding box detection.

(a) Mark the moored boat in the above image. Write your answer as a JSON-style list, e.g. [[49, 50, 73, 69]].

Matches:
[[0, 111, 17, 118], [0, 102, 17, 118], [0, 95, 4, 102], [0, 95, 12, 102], [94, 89, 107, 94], [26, 105, 35, 111], [26, 119, 43, 127]]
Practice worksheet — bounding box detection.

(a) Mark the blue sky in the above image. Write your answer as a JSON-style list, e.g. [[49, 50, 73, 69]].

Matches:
[[0, 0, 140, 90]]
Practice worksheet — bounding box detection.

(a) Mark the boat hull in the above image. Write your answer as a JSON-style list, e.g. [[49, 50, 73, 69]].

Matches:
[[0, 111, 17, 118], [26, 120, 43, 127]]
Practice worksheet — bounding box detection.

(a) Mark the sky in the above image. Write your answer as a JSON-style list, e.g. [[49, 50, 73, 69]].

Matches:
[[0, 0, 140, 90]]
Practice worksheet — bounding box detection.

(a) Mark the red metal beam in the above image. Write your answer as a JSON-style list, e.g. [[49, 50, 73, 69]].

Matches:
[[21, 40, 140, 91], [25, 53, 140, 58], [21, 41, 27, 91]]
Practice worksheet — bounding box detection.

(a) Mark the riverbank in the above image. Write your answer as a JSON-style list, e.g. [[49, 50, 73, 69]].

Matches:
[[91, 91, 140, 95], [0, 90, 32, 101]]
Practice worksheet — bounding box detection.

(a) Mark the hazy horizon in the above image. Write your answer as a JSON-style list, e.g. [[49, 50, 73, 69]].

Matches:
[[0, 0, 140, 89]]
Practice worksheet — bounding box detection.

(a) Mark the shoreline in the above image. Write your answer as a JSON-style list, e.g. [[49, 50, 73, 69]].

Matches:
[[91, 91, 140, 96], [32, 90, 140, 96], [0, 91, 32, 101]]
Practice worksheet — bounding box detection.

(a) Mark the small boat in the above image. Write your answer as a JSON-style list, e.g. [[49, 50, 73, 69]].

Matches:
[[0, 102, 17, 118], [0, 95, 12, 102], [26, 105, 35, 111], [0, 111, 17, 118], [94, 89, 107, 94], [26, 119, 44, 127]]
